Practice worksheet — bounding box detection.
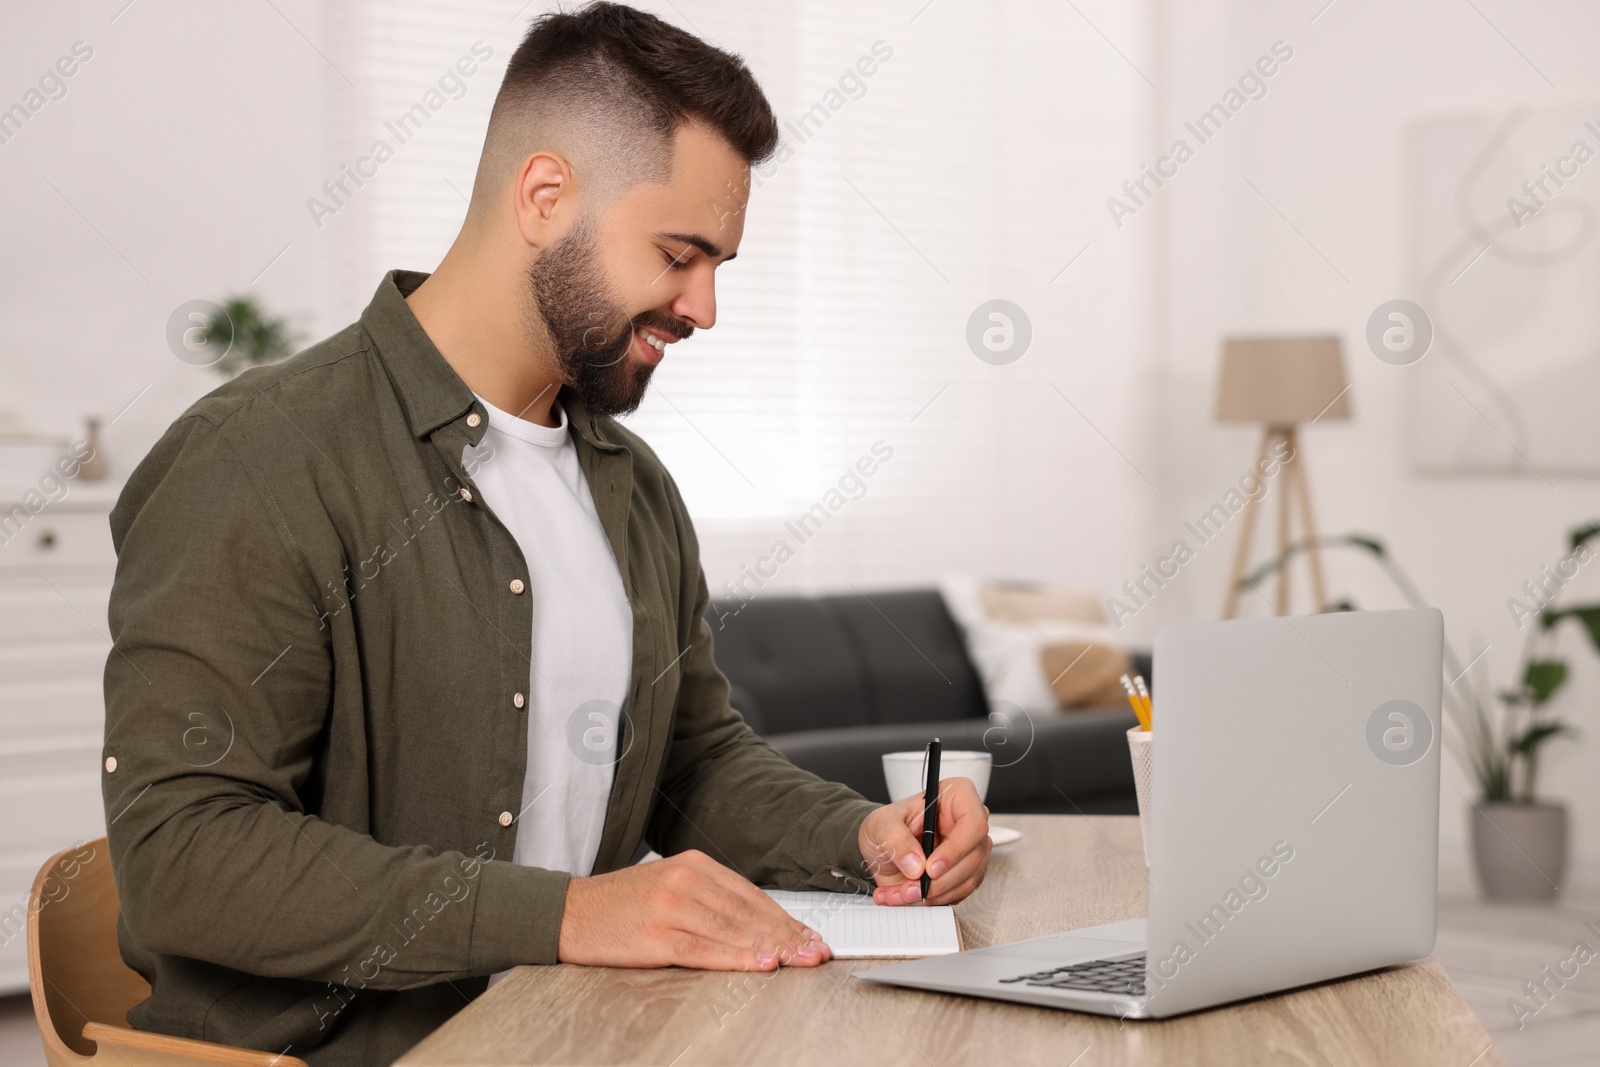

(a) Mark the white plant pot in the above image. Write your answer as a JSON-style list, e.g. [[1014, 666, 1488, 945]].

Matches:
[[1471, 801, 1568, 902]]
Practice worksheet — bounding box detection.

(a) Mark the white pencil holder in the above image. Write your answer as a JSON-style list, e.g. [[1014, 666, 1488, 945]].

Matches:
[[1126, 726, 1154, 866]]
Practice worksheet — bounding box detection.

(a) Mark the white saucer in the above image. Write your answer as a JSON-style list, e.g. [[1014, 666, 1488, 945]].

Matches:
[[989, 826, 1022, 846]]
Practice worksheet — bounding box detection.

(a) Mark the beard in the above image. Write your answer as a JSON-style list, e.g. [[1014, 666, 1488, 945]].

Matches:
[[524, 215, 692, 419]]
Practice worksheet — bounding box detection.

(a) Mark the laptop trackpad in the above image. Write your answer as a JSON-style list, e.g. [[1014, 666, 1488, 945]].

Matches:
[[983, 922, 1147, 964]]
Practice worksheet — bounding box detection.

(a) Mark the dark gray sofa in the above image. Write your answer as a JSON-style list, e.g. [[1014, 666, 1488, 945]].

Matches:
[[706, 589, 1148, 815]]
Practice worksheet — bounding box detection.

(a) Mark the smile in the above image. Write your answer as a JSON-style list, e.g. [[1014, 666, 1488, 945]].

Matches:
[[634, 327, 672, 364]]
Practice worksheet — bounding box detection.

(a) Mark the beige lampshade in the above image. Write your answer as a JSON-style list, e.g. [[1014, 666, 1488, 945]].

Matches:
[[1215, 336, 1351, 425]]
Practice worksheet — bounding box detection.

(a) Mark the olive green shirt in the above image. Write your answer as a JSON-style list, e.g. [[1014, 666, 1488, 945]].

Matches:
[[102, 270, 881, 1066]]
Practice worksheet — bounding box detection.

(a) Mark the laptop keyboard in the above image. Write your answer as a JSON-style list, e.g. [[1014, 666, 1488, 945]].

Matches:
[[997, 952, 1147, 995]]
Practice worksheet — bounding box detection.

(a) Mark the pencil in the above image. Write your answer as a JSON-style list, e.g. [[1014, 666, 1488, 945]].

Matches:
[[1133, 674, 1153, 729], [1120, 674, 1151, 732]]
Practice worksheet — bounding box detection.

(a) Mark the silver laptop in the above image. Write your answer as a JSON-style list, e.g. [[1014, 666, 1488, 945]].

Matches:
[[854, 607, 1443, 1018]]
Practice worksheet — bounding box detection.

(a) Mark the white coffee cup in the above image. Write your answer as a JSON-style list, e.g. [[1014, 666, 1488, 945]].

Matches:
[[882, 749, 992, 804]]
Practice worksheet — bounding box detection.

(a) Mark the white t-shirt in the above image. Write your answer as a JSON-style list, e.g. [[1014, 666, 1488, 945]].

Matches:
[[464, 394, 632, 982]]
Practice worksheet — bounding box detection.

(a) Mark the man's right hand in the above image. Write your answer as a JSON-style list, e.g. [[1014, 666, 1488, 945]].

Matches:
[[556, 849, 831, 970]]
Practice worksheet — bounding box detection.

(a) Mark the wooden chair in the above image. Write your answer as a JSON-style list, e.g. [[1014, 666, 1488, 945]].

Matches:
[[27, 837, 308, 1067]]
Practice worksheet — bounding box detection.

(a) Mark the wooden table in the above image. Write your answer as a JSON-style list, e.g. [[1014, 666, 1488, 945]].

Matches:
[[397, 815, 1504, 1066]]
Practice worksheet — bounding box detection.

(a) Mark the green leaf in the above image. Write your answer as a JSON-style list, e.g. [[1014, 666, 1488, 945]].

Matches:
[[206, 294, 298, 378], [1346, 535, 1386, 558], [1523, 660, 1568, 705], [1511, 721, 1573, 757], [1545, 606, 1600, 658], [1570, 522, 1600, 554]]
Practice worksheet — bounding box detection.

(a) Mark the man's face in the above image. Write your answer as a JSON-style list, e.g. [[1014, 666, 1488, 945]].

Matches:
[[527, 122, 750, 418]]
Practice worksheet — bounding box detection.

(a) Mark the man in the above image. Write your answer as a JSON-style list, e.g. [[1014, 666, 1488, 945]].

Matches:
[[102, 4, 991, 1065]]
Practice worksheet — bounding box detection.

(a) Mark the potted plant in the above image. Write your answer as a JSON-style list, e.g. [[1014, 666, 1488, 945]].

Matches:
[[202, 295, 299, 378], [1241, 523, 1600, 901]]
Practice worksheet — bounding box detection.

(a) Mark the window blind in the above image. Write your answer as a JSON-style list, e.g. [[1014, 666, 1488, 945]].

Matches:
[[322, 0, 1153, 594]]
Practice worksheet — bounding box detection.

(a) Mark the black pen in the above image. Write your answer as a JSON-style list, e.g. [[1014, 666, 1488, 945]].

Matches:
[[921, 737, 940, 903]]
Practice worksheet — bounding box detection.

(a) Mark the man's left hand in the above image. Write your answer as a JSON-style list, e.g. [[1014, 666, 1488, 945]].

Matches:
[[858, 777, 992, 906]]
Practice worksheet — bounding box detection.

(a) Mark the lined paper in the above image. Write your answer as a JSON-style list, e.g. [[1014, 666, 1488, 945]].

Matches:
[[762, 889, 961, 958]]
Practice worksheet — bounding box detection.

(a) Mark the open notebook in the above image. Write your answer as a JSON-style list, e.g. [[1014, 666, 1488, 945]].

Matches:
[[762, 889, 962, 958]]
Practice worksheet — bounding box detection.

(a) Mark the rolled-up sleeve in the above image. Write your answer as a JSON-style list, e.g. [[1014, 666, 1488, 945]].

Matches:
[[104, 413, 569, 986]]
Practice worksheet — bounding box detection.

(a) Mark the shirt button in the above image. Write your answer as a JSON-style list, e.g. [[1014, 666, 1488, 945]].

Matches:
[[509, 579, 525, 594], [105, 756, 117, 773], [498, 811, 514, 828], [467, 412, 482, 428], [513, 692, 525, 708], [460, 488, 473, 503]]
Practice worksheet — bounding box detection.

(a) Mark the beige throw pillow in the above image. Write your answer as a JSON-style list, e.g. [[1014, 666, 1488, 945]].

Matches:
[[979, 584, 1107, 625], [939, 574, 1135, 715], [1039, 641, 1135, 709]]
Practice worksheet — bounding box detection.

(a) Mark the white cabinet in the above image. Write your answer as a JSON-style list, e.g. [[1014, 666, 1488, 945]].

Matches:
[[0, 482, 121, 993]]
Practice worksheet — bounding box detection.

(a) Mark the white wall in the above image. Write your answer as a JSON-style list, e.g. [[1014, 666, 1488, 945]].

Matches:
[[1142, 0, 1600, 877], [0, 0, 333, 476]]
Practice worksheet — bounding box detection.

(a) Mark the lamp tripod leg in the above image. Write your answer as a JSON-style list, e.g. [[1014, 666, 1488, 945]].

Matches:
[[1276, 427, 1292, 616], [1288, 427, 1329, 613], [1222, 428, 1272, 619]]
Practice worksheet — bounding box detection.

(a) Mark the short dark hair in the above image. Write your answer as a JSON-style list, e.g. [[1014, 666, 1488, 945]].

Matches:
[[481, 2, 778, 196]]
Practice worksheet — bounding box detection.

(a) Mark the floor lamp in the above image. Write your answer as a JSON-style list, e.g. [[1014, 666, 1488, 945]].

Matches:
[[1215, 336, 1351, 618]]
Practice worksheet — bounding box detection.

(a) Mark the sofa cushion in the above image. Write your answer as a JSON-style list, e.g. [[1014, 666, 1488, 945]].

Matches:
[[819, 590, 988, 724], [705, 596, 871, 734]]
